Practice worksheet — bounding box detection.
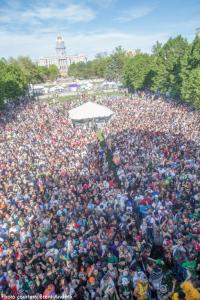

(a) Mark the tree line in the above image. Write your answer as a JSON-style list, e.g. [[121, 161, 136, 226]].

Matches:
[[1, 35, 200, 109], [68, 35, 200, 109], [0, 57, 59, 107], [68, 47, 134, 81]]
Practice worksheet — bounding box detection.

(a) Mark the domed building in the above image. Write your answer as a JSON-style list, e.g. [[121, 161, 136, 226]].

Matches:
[[56, 36, 66, 57], [38, 35, 87, 76]]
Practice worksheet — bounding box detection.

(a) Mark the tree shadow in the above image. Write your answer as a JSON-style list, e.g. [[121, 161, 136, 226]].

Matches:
[[0, 98, 199, 296]]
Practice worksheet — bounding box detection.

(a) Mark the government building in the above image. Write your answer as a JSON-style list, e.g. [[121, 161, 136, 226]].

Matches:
[[37, 36, 87, 75]]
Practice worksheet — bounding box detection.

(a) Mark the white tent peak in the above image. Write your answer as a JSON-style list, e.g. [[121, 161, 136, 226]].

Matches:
[[69, 101, 114, 121]]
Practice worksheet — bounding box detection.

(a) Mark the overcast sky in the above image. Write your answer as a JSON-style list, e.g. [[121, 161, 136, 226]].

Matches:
[[0, 0, 199, 60]]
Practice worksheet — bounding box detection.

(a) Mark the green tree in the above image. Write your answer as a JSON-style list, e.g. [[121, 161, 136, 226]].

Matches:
[[189, 36, 200, 69], [151, 36, 189, 98], [7, 56, 59, 84], [68, 60, 98, 79], [13, 56, 40, 84], [93, 55, 109, 78], [180, 36, 200, 108], [105, 46, 128, 81], [60, 36, 200, 110], [0, 60, 7, 106], [37, 66, 50, 82], [48, 65, 59, 81], [4, 63, 27, 100], [68, 47, 127, 80], [123, 54, 154, 90], [68, 63, 78, 77], [181, 67, 200, 108], [152, 41, 162, 55], [0, 59, 27, 106], [0, 56, 60, 107]]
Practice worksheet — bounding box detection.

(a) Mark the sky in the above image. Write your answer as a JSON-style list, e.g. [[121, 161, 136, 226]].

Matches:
[[0, 0, 200, 60]]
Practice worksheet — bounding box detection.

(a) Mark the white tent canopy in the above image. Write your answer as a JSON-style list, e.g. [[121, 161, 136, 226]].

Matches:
[[69, 101, 114, 121]]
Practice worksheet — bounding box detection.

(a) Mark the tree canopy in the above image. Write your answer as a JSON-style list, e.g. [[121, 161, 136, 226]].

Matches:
[[0, 57, 59, 107], [68, 35, 200, 108], [1, 35, 200, 109], [68, 47, 128, 81], [123, 54, 154, 91], [0, 59, 27, 107]]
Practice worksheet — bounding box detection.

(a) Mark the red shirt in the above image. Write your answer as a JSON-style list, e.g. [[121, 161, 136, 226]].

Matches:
[[140, 197, 152, 205], [109, 180, 115, 188]]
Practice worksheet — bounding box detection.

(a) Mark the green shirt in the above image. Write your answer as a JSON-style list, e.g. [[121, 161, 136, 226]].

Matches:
[[181, 260, 197, 275], [107, 255, 118, 264]]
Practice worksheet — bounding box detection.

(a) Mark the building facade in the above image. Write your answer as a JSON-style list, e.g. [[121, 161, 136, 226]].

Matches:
[[38, 36, 87, 75]]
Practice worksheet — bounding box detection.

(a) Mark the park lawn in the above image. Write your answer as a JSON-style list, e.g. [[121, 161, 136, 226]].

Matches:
[[42, 90, 125, 104], [43, 94, 77, 103]]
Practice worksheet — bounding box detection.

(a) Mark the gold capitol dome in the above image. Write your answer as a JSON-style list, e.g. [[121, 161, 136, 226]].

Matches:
[[56, 35, 66, 56], [56, 35, 63, 43]]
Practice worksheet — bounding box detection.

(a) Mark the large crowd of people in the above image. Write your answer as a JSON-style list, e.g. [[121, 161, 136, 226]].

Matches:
[[0, 92, 200, 300]]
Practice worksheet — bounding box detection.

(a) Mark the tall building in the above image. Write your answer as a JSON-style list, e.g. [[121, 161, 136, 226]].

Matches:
[[56, 36, 66, 56], [38, 36, 87, 76]]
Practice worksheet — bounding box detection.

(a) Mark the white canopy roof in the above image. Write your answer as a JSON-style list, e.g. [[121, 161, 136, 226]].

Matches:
[[69, 101, 114, 121]]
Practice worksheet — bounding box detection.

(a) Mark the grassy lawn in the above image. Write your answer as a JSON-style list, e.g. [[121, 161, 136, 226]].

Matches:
[[42, 94, 78, 103], [42, 90, 125, 104]]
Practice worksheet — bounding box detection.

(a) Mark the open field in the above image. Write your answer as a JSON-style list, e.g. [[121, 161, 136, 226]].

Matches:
[[41, 90, 125, 103]]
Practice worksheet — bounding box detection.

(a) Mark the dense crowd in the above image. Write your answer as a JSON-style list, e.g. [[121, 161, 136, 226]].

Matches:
[[0, 93, 200, 300]]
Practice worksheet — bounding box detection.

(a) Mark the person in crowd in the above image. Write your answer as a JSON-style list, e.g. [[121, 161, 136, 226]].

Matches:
[[0, 91, 199, 299]]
